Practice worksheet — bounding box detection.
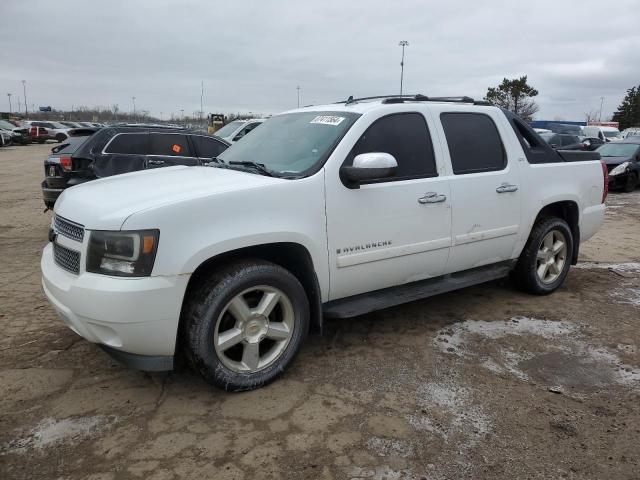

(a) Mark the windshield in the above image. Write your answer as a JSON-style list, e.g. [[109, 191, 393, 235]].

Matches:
[[217, 111, 360, 176], [603, 130, 621, 138], [214, 120, 244, 138], [0, 120, 15, 130], [596, 143, 639, 157]]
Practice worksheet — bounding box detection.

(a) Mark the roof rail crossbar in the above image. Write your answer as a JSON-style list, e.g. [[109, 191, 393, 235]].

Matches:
[[337, 94, 428, 105], [336, 94, 492, 106]]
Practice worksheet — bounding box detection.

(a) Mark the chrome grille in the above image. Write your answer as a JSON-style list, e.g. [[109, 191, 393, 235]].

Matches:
[[54, 215, 84, 242], [53, 243, 81, 274]]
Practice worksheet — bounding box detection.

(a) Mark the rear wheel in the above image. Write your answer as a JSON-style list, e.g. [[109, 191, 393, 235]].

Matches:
[[183, 260, 309, 391], [623, 172, 638, 192], [55, 133, 66, 143], [512, 217, 573, 295]]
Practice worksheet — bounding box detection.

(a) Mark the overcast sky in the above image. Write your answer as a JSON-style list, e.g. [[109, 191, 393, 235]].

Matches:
[[1, 0, 638, 121]]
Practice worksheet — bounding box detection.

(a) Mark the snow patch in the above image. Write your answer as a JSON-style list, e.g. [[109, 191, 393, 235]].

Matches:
[[611, 286, 640, 307], [434, 316, 577, 356], [366, 437, 414, 458], [574, 262, 640, 273], [2, 416, 117, 454], [409, 380, 492, 445]]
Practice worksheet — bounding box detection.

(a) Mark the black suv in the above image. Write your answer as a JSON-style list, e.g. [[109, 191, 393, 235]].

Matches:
[[41, 125, 230, 208]]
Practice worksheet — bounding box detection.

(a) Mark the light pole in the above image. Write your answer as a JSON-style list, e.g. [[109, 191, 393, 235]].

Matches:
[[297, 85, 300, 108], [132, 97, 137, 122], [7, 93, 12, 114], [599, 96, 604, 122], [180, 109, 184, 123], [398, 41, 409, 95], [21, 80, 27, 117]]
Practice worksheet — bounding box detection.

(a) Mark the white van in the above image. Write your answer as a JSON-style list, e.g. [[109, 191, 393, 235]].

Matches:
[[583, 125, 622, 142]]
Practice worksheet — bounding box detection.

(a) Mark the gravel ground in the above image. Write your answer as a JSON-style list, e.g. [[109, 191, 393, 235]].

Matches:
[[1, 143, 639, 480]]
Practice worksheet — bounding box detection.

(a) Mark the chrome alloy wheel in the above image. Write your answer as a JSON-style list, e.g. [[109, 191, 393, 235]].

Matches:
[[536, 230, 567, 284], [213, 286, 295, 374]]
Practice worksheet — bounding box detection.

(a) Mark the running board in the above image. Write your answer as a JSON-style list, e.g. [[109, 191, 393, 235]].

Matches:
[[322, 261, 514, 319]]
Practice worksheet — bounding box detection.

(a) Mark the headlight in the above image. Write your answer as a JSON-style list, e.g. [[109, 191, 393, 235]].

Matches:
[[609, 162, 630, 176], [86, 230, 159, 277]]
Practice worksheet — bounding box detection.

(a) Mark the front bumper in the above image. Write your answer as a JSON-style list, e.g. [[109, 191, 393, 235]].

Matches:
[[41, 242, 190, 367], [608, 172, 631, 189], [42, 181, 64, 206]]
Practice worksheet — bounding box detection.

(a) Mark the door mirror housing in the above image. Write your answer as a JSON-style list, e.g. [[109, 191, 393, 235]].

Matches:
[[341, 152, 398, 189]]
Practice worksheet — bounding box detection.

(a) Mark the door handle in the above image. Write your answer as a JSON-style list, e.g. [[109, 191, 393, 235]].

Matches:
[[147, 159, 165, 165], [418, 192, 447, 204], [496, 183, 518, 193]]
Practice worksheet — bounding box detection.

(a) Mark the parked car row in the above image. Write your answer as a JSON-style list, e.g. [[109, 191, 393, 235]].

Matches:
[[0, 119, 106, 146], [41, 125, 230, 208]]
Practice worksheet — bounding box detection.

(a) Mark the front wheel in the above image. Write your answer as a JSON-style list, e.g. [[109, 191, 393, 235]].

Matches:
[[183, 260, 309, 391], [512, 217, 573, 295]]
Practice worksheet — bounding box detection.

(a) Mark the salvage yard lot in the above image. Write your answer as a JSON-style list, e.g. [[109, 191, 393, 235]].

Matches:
[[1, 144, 639, 480]]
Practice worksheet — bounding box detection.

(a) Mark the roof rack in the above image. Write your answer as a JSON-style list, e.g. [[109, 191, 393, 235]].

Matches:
[[337, 94, 491, 106]]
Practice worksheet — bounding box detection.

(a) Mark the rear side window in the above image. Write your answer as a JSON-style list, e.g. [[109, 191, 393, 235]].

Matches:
[[346, 112, 437, 181], [51, 135, 92, 155], [191, 135, 228, 158], [104, 133, 149, 154], [149, 134, 192, 156], [441, 112, 506, 175]]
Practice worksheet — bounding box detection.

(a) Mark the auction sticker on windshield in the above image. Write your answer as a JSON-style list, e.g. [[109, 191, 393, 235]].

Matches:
[[310, 115, 345, 126]]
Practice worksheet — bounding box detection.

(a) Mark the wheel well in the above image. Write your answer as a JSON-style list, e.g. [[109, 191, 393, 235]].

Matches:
[[179, 243, 323, 342], [533, 201, 580, 264]]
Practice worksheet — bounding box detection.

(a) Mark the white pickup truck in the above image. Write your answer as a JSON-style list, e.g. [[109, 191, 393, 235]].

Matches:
[[41, 95, 607, 391]]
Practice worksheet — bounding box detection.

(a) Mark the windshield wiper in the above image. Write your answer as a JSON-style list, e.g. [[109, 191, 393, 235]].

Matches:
[[204, 156, 226, 166], [228, 161, 277, 177]]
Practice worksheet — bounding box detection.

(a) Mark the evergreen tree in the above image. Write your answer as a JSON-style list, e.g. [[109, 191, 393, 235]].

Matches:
[[612, 85, 640, 130], [484, 76, 539, 121]]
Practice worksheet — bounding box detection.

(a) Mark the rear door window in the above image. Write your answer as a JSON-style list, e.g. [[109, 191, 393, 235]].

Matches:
[[191, 135, 228, 158], [149, 133, 192, 156], [104, 133, 149, 155], [440, 112, 506, 175], [345, 112, 437, 182]]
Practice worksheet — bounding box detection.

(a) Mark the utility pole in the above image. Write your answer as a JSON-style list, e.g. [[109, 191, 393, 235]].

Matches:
[[398, 41, 409, 95], [598, 96, 604, 122], [297, 85, 301, 108], [132, 97, 137, 122], [200, 81, 204, 128], [21, 80, 27, 117], [180, 109, 184, 123], [7, 93, 12, 114]]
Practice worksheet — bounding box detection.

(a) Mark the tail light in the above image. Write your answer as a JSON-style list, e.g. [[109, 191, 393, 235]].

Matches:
[[60, 156, 73, 171], [600, 160, 608, 203]]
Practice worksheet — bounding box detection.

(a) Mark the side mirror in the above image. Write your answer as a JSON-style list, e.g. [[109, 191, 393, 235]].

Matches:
[[340, 152, 398, 189], [550, 144, 558, 149]]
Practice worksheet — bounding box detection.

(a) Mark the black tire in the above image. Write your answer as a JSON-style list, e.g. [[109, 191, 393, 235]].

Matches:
[[623, 172, 638, 193], [183, 260, 309, 391], [512, 217, 573, 295], [55, 133, 66, 143], [38, 139, 45, 144]]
